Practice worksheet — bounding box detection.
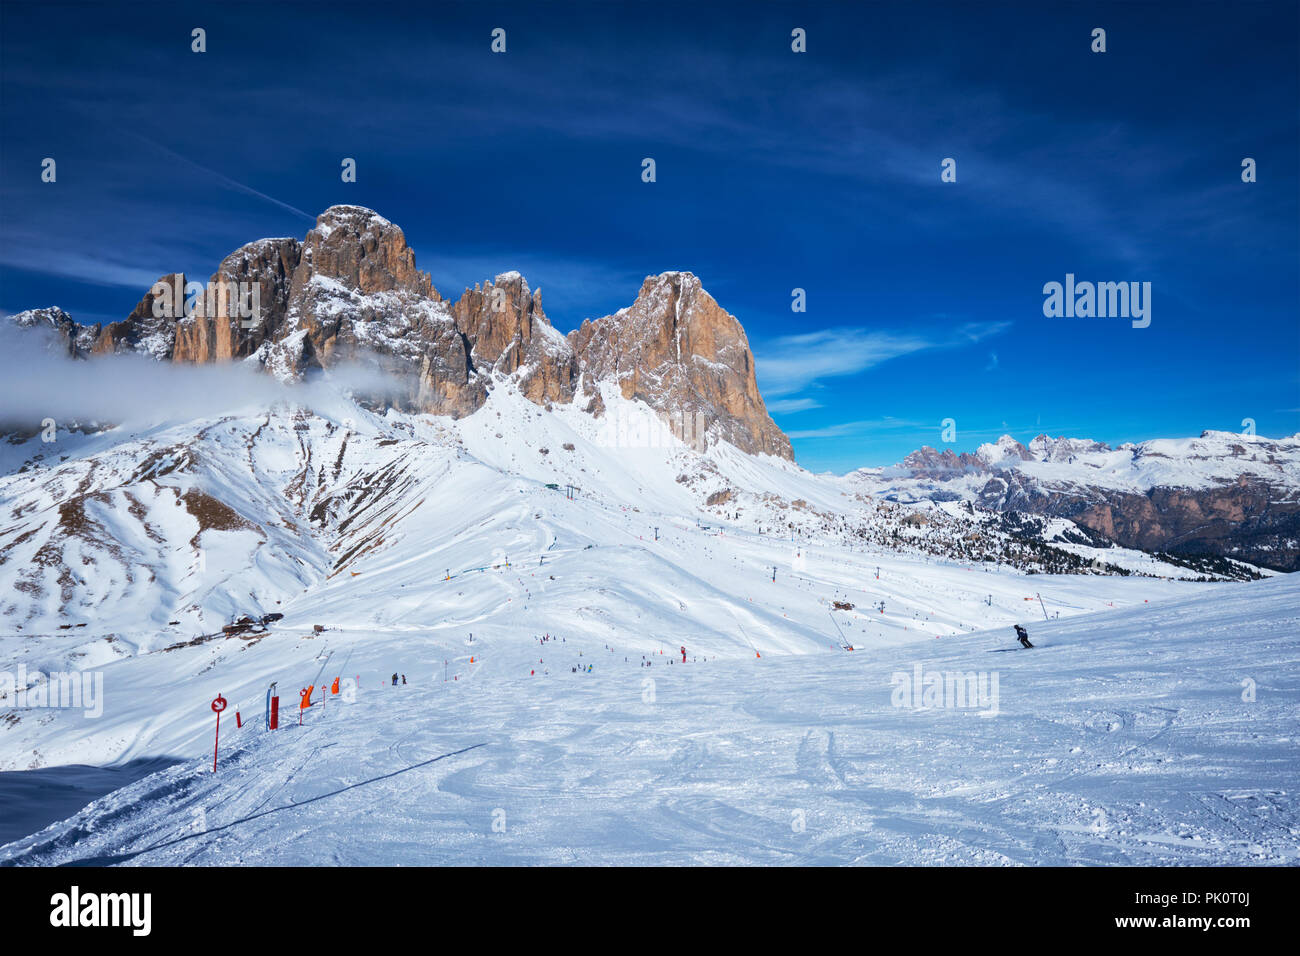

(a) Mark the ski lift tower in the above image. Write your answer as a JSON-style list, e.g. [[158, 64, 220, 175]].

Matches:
[[565, 483, 579, 501]]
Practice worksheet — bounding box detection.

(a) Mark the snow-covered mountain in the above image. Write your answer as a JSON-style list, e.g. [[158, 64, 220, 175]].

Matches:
[[7, 205, 787, 461], [855, 431, 1300, 572], [2, 205, 1296, 863], [3, 381, 1235, 649], [12, 204, 1294, 580]]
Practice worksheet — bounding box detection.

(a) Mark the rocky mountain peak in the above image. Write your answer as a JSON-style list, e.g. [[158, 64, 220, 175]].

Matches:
[[974, 435, 1034, 464], [451, 272, 576, 406], [8, 306, 98, 358], [1028, 434, 1113, 462], [299, 205, 433, 299], [902, 445, 989, 477], [174, 239, 302, 365], [8, 213, 794, 460], [569, 271, 792, 459]]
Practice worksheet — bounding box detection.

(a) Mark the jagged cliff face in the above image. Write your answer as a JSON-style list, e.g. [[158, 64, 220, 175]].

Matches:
[[9, 207, 791, 457], [975, 464, 1300, 572], [9, 307, 99, 358], [176, 238, 301, 364], [13, 286, 183, 361], [453, 272, 577, 407], [93, 274, 184, 359], [569, 272, 793, 460], [264, 207, 483, 416]]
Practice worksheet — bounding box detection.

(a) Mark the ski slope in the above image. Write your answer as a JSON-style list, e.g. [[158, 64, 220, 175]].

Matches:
[[1, 383, 1295, 864], [1, 574, 1295, 865]]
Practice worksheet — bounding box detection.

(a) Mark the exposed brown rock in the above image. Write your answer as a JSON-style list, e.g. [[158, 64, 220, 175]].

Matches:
[[974, 467, 1300, 571], [569, 272, 792, 459], [92, 274, 185, 359], [268, 206, 483, 417], [902, 446, 988, 478], [706, 488, 732, 506], [8, 211, 793, 454], [176, 239, 301, 364], [451, 272, 577, 406]]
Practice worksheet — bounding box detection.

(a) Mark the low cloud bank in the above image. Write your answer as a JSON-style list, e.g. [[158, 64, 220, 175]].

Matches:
[[0, 324, 417, 430]]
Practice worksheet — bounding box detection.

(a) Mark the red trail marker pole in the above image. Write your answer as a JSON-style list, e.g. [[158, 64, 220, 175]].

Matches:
[[210, 694, 227, 772]]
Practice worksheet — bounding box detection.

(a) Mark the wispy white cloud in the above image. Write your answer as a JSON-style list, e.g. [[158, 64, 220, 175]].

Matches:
[[766, 397, 822, 414], [786, 417, 928, 441], [0, 246, 164, 291], [121, 133, 317, 224], [0, 323, 407, 427], [756, 321, 1011, 397]]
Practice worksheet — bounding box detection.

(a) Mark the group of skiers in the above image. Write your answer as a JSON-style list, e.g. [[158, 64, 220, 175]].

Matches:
[[390, 624, 1033, 687]]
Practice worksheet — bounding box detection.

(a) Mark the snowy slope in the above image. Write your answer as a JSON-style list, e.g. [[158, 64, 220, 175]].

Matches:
[[1, 379, 1294, 864], [2, 574, 1295, 866]]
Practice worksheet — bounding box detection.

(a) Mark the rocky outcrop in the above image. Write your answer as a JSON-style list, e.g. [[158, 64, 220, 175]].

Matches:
[[975, 435, 1034, 464], [91, 274, 185, 359], [451, 272, 577, 407], [8, 307, 99, 358], [8, 209, 793, 454], [901, 446, 989, 478], [259, 206, 484, 416], [1026, 434, 1111, 463], [976, 469, 1300, 571], [175, 239, 301, 364], [569, 272, 792, 459]]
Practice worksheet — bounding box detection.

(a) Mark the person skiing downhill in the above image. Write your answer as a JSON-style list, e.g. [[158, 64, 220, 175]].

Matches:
[[1013, 624, 1034, 649], [391, 673, 398, 685]]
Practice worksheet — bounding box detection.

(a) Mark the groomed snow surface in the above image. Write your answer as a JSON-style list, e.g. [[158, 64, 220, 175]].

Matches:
[[0, 384, 1296, 865], [2, 576, 1296, 865]]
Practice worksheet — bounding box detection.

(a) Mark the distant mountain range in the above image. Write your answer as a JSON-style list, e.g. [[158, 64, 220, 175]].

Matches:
[[853, 431, 1300, 571], [8, 205, 1297, 573]]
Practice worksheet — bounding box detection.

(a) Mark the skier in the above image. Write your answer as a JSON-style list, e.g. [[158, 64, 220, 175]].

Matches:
[[391, 673, 398, 686], [1013, 624, 1034, 649], [401, 674, 407, 684]]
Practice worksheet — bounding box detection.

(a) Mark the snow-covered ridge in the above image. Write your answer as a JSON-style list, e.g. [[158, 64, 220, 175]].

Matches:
[[906, 430, 1300, 491], [311, 204, 394, 238], [0, 374, 1292, 863], [862, 429, 1300, 572]]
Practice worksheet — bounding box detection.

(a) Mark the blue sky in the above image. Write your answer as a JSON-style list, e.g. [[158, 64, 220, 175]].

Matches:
[[2, 0, 1296, 471]]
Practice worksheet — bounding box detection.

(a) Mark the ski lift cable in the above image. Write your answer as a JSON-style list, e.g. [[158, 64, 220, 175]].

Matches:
[[826, 610, 851, 651], [310, 649, 334, 689]]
